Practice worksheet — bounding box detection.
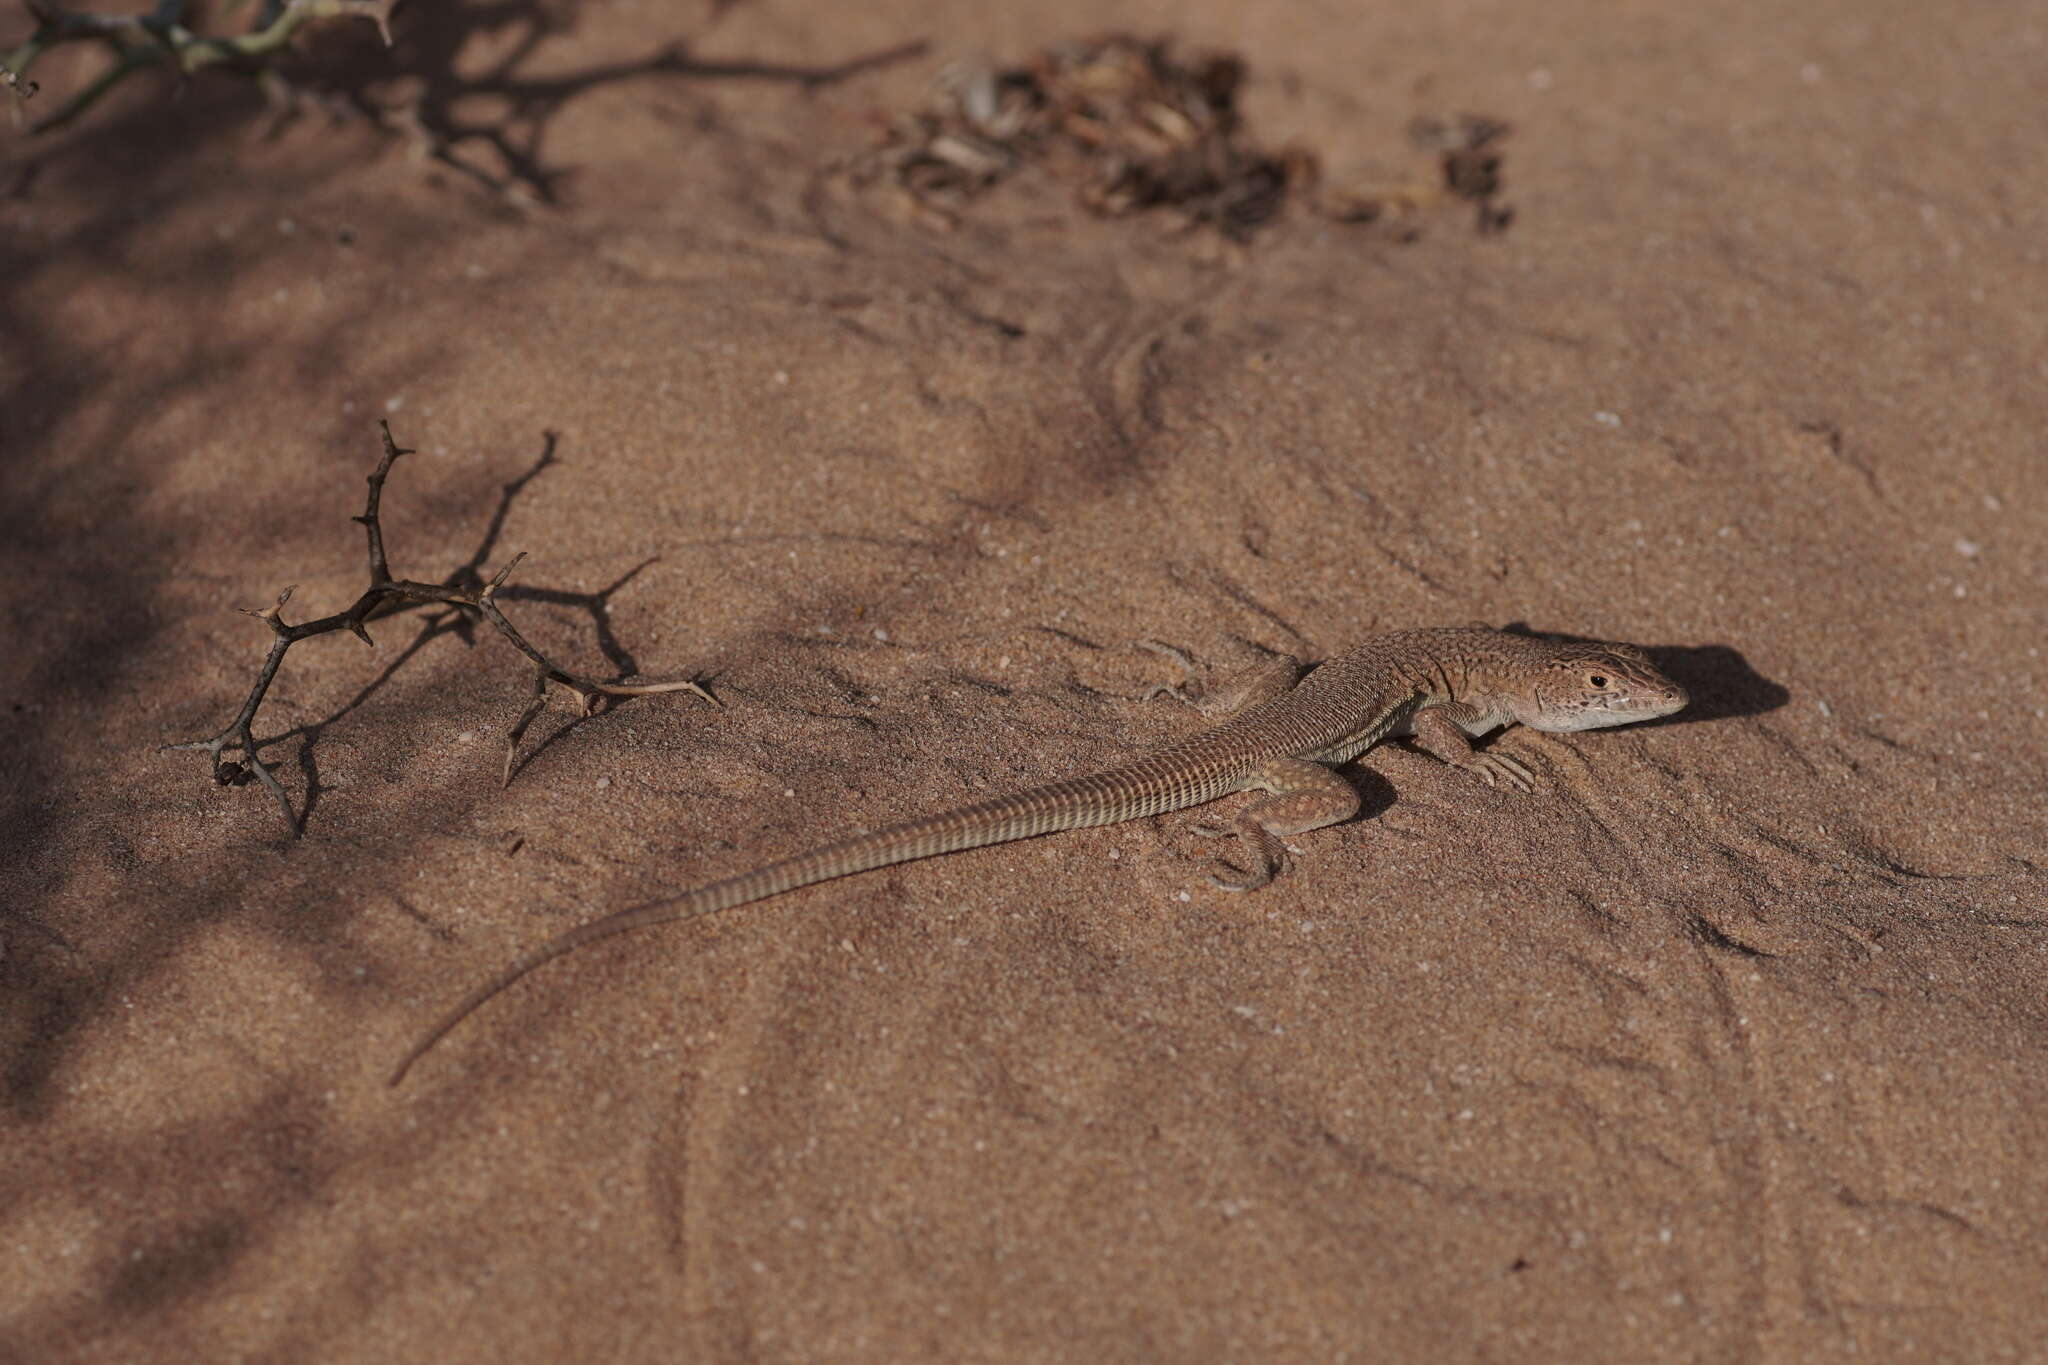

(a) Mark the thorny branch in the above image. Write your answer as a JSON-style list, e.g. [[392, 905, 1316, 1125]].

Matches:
[[161, 422, 717, 835], [1, 0, 394, 135]]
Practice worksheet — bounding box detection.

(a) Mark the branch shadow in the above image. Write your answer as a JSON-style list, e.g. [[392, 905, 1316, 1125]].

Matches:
[[5, 1, 928, 209], [0, 0, 936, 1127], [286, 1, 927, 204]]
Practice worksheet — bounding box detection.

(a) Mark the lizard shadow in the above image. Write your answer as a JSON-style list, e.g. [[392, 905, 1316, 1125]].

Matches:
[[1629, 642, 1788, 727], [1498, 623, 1787, 728], [1331, 765, 1399, 822]]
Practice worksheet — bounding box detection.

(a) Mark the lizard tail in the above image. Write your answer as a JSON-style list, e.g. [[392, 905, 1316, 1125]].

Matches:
[[387, 759, 1233, 1086]]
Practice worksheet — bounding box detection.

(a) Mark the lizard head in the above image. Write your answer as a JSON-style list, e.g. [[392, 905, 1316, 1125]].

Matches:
[[1518, 641, 1688, 732]]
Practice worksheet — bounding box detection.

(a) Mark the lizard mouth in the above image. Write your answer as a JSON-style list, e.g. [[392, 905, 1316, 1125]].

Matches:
[[1607, 685, 1687, 723], [1538, 685, 1687, 731], [1639, 684, 1689, 718]]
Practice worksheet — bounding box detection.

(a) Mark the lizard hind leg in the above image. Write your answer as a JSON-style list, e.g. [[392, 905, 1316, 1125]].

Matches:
[[1197, 757, 1361, 892], [1138, 641, 1302, 719]]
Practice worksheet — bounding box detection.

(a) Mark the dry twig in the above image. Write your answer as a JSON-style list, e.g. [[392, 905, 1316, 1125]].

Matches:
[[1, 53, 38, 105], [162, 423, 716, 834]]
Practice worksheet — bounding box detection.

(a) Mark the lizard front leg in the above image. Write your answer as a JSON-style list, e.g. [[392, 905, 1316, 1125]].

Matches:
[[1408, 704, 1536, 793], [1200, 757, 1361, 892]]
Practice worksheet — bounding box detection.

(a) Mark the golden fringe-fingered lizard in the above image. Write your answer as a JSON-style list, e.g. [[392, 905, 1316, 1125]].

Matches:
[[391, 626, 1686, 1084]]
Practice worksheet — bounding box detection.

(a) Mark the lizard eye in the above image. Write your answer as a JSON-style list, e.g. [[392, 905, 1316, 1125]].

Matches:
[[1588, 674, 1609, 688]]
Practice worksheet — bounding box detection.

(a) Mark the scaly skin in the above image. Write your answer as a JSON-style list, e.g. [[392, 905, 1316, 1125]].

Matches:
[[390, 626, 1686, 1084]]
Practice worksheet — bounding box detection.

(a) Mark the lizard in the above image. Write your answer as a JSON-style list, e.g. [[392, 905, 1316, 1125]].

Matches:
[[389, 626, 1687, 1085]]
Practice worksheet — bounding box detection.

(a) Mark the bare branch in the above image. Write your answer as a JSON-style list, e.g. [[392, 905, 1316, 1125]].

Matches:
[[1, 56, 40, 106], [162, 423, 717, 835]]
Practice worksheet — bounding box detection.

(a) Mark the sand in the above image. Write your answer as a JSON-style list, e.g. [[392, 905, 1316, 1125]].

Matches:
[[3, 1, 2044, 1360]]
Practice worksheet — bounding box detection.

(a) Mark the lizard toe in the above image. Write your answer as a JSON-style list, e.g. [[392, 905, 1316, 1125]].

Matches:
[[1207, 864, 1273, 893], [1491, 754, 1537, 793]]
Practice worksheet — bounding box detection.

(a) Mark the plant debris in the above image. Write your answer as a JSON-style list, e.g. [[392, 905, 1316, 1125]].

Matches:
[[861, 34, 1512, 242]]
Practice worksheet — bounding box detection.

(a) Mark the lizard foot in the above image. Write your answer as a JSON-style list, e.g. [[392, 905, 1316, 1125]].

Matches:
[[1137, 639, 1203, 706], [1409, 705, 1541, 796], [1141, 642, 1304, 720], [1195, 757, 1356, 890], [1468, 752, 1537, 794], [1196, 823, 1286, 892]]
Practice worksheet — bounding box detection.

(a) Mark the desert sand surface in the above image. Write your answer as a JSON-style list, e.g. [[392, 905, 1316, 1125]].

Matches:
[[4, 1, 2045, 1360]]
